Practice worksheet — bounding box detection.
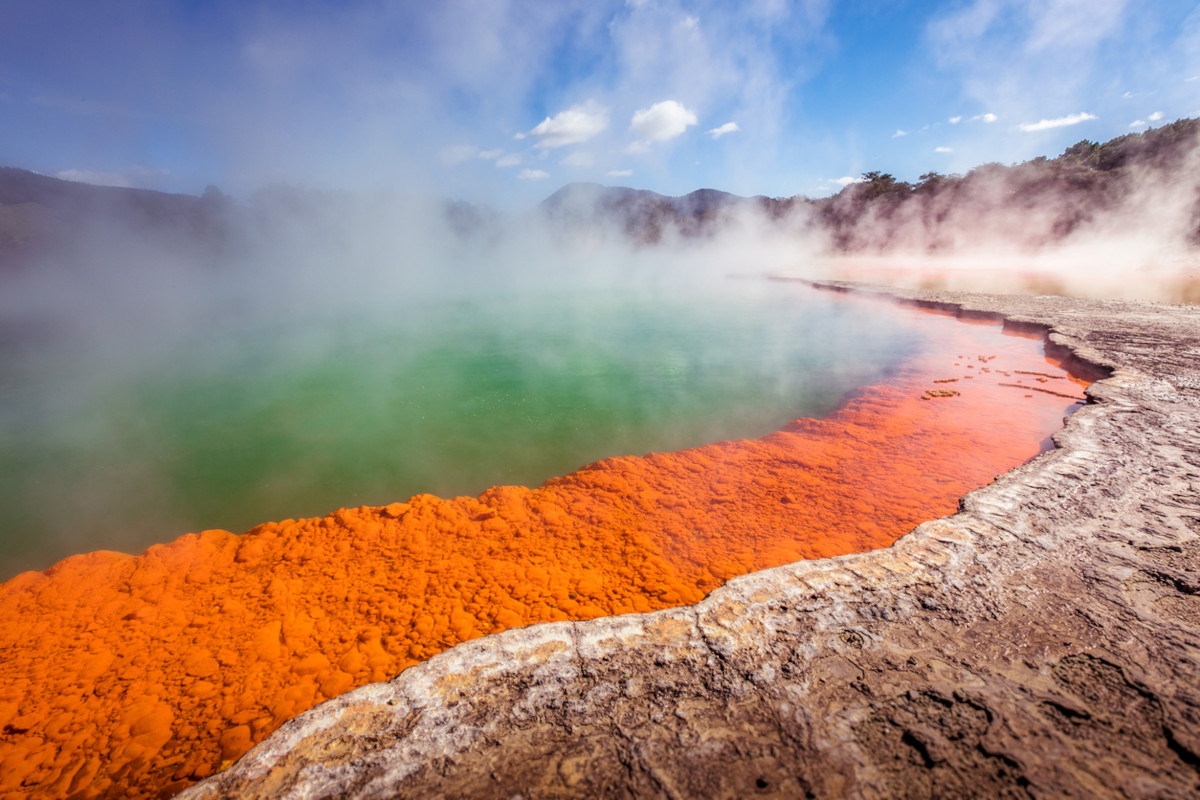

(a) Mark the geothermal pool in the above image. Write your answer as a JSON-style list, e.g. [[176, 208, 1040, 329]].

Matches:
[[0, 279, 923, 577], [0, 282, 1091, 800]]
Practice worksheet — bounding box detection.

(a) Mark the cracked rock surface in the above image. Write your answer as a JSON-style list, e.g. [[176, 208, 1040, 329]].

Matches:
[[183, 284, 1200, 800]]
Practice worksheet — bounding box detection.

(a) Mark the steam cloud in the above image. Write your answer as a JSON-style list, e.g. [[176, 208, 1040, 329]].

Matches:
[[1, 117, 1198, 576], [530, 119, 1200, 303]]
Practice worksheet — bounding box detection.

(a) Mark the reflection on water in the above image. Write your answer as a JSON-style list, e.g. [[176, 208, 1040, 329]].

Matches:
[[0, 279, 924, 576]]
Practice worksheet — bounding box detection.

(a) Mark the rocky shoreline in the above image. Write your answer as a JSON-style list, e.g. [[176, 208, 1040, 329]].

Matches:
[[183, 283, 1200, 799]]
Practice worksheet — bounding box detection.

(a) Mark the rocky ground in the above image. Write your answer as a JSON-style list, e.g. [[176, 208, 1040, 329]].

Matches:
[[182, 283, 1200, 800]]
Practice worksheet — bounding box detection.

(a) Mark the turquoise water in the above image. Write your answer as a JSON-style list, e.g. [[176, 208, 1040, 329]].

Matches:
[[0, 279, 925, 577]]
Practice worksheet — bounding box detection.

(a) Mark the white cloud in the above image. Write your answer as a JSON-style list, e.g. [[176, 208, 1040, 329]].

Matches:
[[1130, 119, 1147, 128], [816, 175, 865, 194], [1017, 112, 1097, 132], [561, 152, 594, 167], [604, 2, 831, 190], [1148, 111, 1164, 121], [629, 100, 697, 142], [495, 153, 522, 168], [1187, 75, 1200, 83], [477, 148, 504, 160], [926, 1, 1126, 151], [624, 140, 652, 155], [55, 169, 134, 188], [949, 115, 963, 124], [893, 129, 908, 138], [607, 169, 634, 177], [707, 122, 740, 139], [439, 144, 478, 165], [517, 168, 549, 180], [528, 100, 609, 149], [973, 112, 998, 123], [935, 146, 954, 153]]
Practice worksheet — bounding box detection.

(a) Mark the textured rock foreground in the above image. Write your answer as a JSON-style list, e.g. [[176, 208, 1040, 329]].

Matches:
[[185, 284, 1200, 800]]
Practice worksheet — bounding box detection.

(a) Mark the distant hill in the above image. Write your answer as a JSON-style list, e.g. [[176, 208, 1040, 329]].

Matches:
[[4, 118, 1198, 269], [0, 168, 236, 270], [812, 117, 1200, 253], [538, 118, 1200, 251], [539, 182, 764, 242], [0, 167, 211, 218]]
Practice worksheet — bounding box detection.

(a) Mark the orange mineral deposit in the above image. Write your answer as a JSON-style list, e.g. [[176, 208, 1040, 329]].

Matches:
[[0, 302, 1091, 800]]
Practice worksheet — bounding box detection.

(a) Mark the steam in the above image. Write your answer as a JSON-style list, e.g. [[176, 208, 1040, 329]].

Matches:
[[797, 141, 1200, 302], [650, 124, 1200, 303], [0, 184, 905, 577], [2, 116, 1199, 578]]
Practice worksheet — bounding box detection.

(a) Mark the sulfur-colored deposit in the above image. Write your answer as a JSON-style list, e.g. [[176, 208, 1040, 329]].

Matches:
[[0, 304, 1088, 800]]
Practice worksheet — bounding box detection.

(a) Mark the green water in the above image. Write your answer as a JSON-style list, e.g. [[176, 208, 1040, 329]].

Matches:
[[0, 280, 925, 577]]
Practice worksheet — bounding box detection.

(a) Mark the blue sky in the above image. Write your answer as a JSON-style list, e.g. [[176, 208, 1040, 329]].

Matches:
[[2, 0, 1197, 206]]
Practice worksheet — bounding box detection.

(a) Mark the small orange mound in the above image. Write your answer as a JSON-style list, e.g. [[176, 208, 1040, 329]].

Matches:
[[0, 311, 1089, 800]]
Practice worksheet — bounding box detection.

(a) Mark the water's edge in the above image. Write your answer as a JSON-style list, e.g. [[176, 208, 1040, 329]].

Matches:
[[183, 283, 1200, 799]]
